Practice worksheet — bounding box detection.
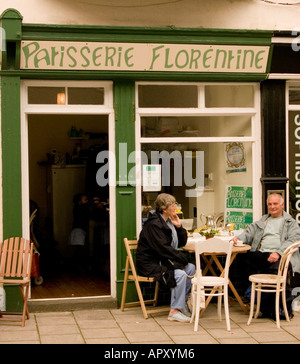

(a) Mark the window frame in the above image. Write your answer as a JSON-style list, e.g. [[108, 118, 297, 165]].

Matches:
[[135, 81, 262, 235], [20, 79, 116, 297], [23, 80, 113, 112]]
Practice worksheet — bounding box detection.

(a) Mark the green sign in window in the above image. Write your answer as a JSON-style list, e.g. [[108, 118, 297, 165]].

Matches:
[[225, 186, 253, 229], [225, 186, 252, 209]]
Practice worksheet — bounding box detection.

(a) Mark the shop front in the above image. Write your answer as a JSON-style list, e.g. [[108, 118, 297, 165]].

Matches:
[[0, 8, 277, 307]]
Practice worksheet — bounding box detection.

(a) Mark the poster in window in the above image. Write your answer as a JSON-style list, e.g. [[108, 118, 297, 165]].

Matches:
[[224, 142, 246, 173], [225, 185, 253, 230], [142, 165, 161, 192]]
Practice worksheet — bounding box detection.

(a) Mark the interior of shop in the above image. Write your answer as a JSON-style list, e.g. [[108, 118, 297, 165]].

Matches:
[[138, 83, 255, 233], [141, 141, 253, 231], [28, 114, 110, 299]]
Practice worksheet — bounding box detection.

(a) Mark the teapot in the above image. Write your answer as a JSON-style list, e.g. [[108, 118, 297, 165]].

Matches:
[[200, 214, 215, 228]]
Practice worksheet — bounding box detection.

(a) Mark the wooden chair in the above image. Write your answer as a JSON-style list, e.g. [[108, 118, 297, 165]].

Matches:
[[190, 238, 233, 331], [120, 238, 169, 319], [0, 237, 34, 327], [247, 241, 300, 329]]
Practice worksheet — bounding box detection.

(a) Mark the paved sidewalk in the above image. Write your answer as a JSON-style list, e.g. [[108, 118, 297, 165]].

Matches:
[[0, 301, 300, 344]]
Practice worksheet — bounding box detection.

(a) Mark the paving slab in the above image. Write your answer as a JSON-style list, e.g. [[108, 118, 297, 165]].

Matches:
[[0, 301, 299, 344]]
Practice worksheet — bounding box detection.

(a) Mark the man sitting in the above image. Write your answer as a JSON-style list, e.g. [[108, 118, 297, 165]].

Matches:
[[234, 193, 300, 318]]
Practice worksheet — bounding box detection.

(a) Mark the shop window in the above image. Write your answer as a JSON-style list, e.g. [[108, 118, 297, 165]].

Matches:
[[138, 84, 198, 108], [289, 87, 300, 105], [68, 87, 104, 105], [205, 85, 254, 108], [136, 82, 260, 235], [27, 86, 105, 105], [28, 87, 66, 104], [141, 142, 252, 231], [141, 115, 251, 138]]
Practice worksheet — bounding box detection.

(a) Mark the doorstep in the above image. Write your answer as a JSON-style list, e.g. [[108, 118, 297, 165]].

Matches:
[[28, 296, 117, 312]]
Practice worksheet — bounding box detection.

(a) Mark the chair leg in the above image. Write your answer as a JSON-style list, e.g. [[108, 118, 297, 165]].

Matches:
[[20, 285, 30, 327], [254, 285, 261, 319], [153, 281, 159, 307], [281, 288, 290, 322], [247, 282, 256, 326], [193, 286, 202, 332], [223, 285, 231, 331], [120, 259, 130, 312], [134, 279, 149, 319], [217, 289, 222, 321], [275, 289, 281, 329], [190, 287, 196, 324]]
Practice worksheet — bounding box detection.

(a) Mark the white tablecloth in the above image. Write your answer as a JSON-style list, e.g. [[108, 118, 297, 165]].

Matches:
[[185, 235, 243, 251]]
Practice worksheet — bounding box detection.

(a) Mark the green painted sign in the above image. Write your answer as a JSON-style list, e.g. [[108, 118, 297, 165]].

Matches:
[[225, 185, 253, 210], [225, 211, 253, 230], [21, 41, 270, 73], [225, 185, 253, 229]]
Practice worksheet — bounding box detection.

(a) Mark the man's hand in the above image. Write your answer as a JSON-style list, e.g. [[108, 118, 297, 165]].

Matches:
[[268, 252, 280, 263], [231, 237, 240, 245]]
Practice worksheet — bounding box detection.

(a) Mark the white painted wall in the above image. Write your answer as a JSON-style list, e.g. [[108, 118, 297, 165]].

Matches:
[[0, 0, 299, 31]]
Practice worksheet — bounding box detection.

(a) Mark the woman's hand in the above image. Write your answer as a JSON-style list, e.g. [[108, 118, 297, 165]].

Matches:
[[170, 213, 182, 228]]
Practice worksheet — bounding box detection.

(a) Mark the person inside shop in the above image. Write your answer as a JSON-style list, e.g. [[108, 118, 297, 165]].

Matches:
[[233, 193, 300, 318], [68, 193, 90, 272], [136, 193, 195, 323], [68, 193, 107, 272]]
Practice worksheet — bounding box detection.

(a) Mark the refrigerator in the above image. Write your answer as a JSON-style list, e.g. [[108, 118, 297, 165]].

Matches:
[[47, 164, 86, 257]]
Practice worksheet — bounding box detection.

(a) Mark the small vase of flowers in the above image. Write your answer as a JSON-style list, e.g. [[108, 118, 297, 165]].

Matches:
[[198, 227, 220, 239]]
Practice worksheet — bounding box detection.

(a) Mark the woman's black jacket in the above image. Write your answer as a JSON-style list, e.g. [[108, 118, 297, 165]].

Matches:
[[136, 212, 188, 288]]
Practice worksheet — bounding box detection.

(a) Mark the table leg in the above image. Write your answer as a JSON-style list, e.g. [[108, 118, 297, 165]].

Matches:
[[228, 279, 249, 314], [226, 253, 249, 314], [202, 255, 218, 276]]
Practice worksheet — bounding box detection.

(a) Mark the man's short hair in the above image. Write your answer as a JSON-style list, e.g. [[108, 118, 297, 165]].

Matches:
[[267, 193, 284, 205]]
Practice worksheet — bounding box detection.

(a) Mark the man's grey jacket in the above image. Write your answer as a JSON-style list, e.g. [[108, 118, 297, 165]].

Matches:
[[238, 211, 300, 274]]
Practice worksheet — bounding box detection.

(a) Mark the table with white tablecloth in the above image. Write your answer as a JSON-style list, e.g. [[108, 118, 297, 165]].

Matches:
[[183, 236, 251, 314]]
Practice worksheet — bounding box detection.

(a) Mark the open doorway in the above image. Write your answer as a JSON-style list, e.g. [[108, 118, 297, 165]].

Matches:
[[28, 114, 111, 298]]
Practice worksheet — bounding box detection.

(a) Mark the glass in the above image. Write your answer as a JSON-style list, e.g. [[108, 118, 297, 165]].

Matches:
[[68, 87, 104, 105], [141, 115, 251, 137], [138, 85, 198, 108], [205, 85, 254, 108], [28, 86, 105, 105], [141, 141, 252, 230], [289, 87, 300, 105], [28, 87, 65, 104]]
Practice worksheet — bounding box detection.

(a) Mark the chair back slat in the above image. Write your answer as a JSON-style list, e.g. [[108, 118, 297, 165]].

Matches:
[[123, 238, 138, 276], [194, 238, 233, 281], [278, 241, 300, 280], [16, 238, 24, 277], [0, 237, 33, 279], [22, 239, 31, 278], [5, 239, 14, 277], [11, 237, 20, 277], [0, 240, 8, 277]]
